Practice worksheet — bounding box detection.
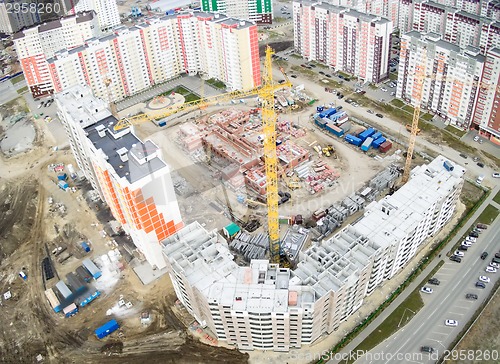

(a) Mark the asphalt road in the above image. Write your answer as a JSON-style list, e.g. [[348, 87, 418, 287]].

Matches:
[[355, 214, 500, 364]]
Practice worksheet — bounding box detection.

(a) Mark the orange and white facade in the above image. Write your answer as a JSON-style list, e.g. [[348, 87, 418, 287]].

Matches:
[[13, 11, 100, 98], [396, 32, 485, 130], [15, 12, 260, 99], [55, 85, 183, 269], [472, 48, 500, 143], [329, 0, 399, 25], [293, 1, 393, 83]]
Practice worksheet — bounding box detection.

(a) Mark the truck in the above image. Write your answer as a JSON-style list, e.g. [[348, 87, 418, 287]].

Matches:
[[58, 181, 69, 190], [361, 137, 374, 152], [63, 303, 79, 318], [95, 319, 120, 339], [19, 271, 27, 281], [57, 173, 68, 181], [80, 241, 91, 253]]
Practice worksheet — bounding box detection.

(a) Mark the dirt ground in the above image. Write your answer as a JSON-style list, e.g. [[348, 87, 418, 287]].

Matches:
[[451, 288, 500, 364]]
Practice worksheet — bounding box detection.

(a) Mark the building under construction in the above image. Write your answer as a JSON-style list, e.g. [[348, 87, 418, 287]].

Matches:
[[179, 109, 309, 194]]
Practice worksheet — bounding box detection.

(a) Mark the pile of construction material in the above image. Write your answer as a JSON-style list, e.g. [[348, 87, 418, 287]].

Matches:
[[294, 161, 340, 194], [229, 232, 268, 261], [281, 226, 309, 262]]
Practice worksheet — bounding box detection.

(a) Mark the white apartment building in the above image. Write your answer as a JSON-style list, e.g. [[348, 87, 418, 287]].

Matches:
[[398, 0, 500, 54], [15, 12, 261, 99], [472, 47, 500, 142], [65, 0, 121, 31], [330, 0, 400, 25], [397, 32, 485, 129], [56, 85, 183, 269], [13, 11, 100, 97], [201, 0, 273, 24], [0, 0, 41, 34], [162, 156, 465, 352], [293, 1, 393, 83]]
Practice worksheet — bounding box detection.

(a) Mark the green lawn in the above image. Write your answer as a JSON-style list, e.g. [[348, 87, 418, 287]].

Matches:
[[421, 113, 434, 121], [389, 73, 398, 80], [340, 261, 444, 364], [445, 125, 466, 138], [291, 65, 316, 76], [337, 71, 351, 79], [403, 105, 415, 113], [11, 74, 25, 84], [206, 78, 226, 89], [16, 86, 28, 94], [494, 191, 500, 205], [477, 205, 499, 225], [390, 99, 405, 108], [184, 93, 201, 103]]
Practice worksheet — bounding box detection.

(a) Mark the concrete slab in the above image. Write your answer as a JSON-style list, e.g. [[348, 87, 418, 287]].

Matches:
[[130, 259, 169, 285]]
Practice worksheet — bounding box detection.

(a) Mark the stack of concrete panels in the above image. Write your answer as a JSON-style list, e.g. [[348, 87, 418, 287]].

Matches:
[[229, 232, 268, 261]]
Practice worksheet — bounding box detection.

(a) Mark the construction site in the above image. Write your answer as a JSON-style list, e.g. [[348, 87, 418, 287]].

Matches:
[[0, 42, 492, 363]]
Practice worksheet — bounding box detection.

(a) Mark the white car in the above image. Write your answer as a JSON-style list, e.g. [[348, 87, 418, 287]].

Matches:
[[493, 172, 500, 178], [485, 266, 497, 273], [473, 135, 480, 142], [462, 241, 472, 247], [445, 319, 458, 327], [380, 87, 388, 92], [421, 286, 433, 294], [478, 276, 490, 283], [465, 236, 477, 243], [489, 262, 500, 269], [454, 251, 465, 257]]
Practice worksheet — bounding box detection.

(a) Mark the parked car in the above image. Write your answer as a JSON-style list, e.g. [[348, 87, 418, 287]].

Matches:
[[466, 236, 477, 243], [454, 251, 465, 257], [485, 266, 497, 273], [459, 153, 468, 159], [478, 276, 490, 283], [476, 223, 488, 230], [336, 106, 343, 110], [481, 252, 488, 260], [489, 262, 500, 269], [450, 255, 462, 263], [376, 113, 384, 118], [445, 319, 458, 327], [421, 346, 435, 353], [390, 91, 396, 96], [421, 286, 433, 294], [465, 293, 478, 300], [473, 135, 480, 142], [493, 172, 500, 178], [428, 278, 440, 285], [458, 245, 468, 251], [476, 281, 486, 289], [477, 162, 484, 168], [359, 90, 366, 95]]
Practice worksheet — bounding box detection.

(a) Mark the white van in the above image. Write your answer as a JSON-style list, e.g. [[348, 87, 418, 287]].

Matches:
[[476, 175, 485, 185]]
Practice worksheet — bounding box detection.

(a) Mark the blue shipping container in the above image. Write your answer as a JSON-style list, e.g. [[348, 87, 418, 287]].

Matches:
[[371, 132, 383, 141], [315, 119, 327, 128], [358, 128, 376, 141], [81, 242, 91, 253], [158, 121, 167, 127], [79, 290, 101, 307], [361, 137, 374, 152], [95, 319, 120, 339], [325, 108, 337, 117], [345, 134, 362, 146], [82, 258, 102, 280], [57, 173, 68, 181], [372, 137, 386, 148]]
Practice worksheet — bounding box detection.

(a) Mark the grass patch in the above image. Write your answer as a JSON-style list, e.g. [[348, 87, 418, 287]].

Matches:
[[403, 105, 415, 113], [477, 204, 499, 225], [444, 125, 466, 138], [206, 78, 226, 89], [341, 261, 444, 364], [291, 65, 315, 76], [16, 86, 28, 94], [184, 93, 201, 103], [390, 99, 405, 108], [421, 113, 433, 121], [440, 131, 476, 155], [158, 85, 200, 103], [481, 150, 500, 169], [389, 73, 398, 80], [10, 74, 24, 84], [494, 191, 500, 205], [380, 104, 413, 124]]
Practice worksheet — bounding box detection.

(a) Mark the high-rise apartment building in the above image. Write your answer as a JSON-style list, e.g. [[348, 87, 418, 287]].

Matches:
[[329, 0, 400, 25], [0, 0, 40, 34], [163, 156, 465, 352], [201, 0, 273, 24], [398, 0, 500, 54], [56, 85, 183, 269], [64, 0, 120, 31], [293, 1, 393, 83], [14, 12, 261, 99], [13, 11, 100, 97], [472, 47, 500, 142], [396, 32, 485, 129]]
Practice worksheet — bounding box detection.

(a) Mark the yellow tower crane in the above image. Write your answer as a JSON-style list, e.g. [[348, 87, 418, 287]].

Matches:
[[402, 50, 427, 184], [114, 46, 291, 265]]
